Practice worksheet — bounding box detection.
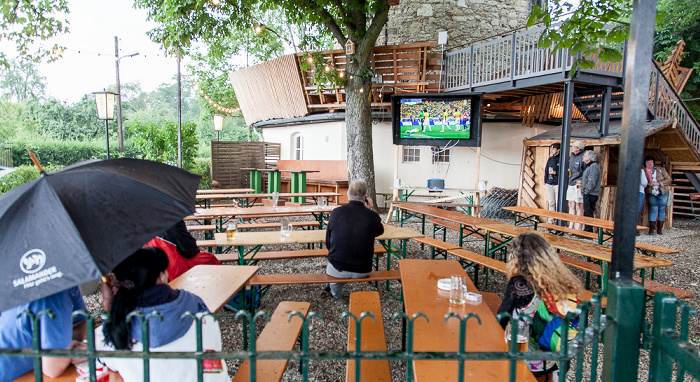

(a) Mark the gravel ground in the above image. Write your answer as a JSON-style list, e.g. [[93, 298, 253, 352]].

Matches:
[[82, 213, 700, 381]]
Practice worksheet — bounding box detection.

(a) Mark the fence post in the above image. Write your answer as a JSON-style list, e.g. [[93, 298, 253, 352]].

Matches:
[[648, 292, 677, 382], [601, 278, 645, 381]]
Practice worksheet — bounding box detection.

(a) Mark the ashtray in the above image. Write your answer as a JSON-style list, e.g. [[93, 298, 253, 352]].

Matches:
[[464, 292, 482, 303], [437, 278, 451, 291]]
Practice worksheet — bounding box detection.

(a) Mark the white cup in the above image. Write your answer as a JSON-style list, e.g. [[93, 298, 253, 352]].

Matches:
[[449, 276, 466, 305], [272, 192, 279, 209], [317, 197, 325, 207]]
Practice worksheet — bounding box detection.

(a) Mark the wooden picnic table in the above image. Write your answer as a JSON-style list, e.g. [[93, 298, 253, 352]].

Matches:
[[387, 187, 485, 217], [169, 264, 258, 313], [392, 203, 673, 291], [241, 168, 283, 193], [399, 259, 536, 381], [196, 188, 256, 194], [502, 205, 646, 244], [213, 224, 423, 265], [280, 169, 321, 203], [196, 192, 341, 208], [192, 204, 338, 231]]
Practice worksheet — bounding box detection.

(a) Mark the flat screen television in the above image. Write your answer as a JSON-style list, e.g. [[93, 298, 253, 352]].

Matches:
[[391, 93, 483, 147]]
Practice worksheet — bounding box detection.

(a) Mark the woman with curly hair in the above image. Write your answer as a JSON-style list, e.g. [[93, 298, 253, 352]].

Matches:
[[497, 232, 583, 382]]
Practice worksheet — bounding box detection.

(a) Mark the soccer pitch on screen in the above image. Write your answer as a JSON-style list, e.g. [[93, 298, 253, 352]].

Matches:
[[399, 120, 471, 139]]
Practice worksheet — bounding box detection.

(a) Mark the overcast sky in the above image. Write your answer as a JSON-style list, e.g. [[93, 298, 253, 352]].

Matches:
[[34, 0, 187, 103]]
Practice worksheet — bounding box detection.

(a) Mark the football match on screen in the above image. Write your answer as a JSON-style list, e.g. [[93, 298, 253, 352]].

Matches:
[[399, 98, 471, 139]]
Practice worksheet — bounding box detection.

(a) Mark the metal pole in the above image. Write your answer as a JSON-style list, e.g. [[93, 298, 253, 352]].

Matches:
[[177, 51, 182, 168], [556, 79, 574, 220], [115, 36, 124, 153], [600, 86, 612, 136], [217, 131, 220, 141], [104, 119, 110, 160], [609, 0, 657, 281]]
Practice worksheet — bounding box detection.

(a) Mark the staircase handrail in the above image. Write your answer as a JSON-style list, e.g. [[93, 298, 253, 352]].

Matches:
[[649, 60, 700, 153]]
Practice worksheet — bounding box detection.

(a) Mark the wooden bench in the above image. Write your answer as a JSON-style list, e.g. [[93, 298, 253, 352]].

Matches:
[[411, 236, 461, 259], [346, 291, 391, 382], [215, 246, 387, 263], [232, 301, 311, 382], [248, 270, 401, 286], [239, 221, 321, 230], [428, 218, 508, 246], [187, 224, 217, 232], [632, 276, 694, 299]]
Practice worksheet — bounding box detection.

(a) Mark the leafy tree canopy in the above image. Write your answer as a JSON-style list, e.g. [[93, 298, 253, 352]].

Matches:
[[0, 58, 46, 103], [0, 0, 69, 68]]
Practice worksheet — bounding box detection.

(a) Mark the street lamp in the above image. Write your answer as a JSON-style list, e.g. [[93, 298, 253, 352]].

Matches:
[[93, 90, 116, 159], [114, 36, 139, 153], [213, 114, 223, 141]]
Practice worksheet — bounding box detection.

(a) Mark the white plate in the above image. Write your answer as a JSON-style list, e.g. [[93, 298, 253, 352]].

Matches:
[[437, 278, 451, 291]]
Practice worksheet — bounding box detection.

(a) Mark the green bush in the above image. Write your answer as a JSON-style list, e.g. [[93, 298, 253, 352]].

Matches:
[[0, 164, 63, 194], [8, 139, 142, 167], [190, 157, 211, 189]]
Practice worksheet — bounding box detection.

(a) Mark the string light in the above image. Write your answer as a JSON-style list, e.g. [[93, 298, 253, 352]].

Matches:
[[197, 85, 240, 114]]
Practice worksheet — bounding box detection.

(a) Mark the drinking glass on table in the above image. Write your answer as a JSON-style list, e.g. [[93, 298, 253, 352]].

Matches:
[[280, 219, 292, 239], [505, 316, 529, 352], [449, 275, 467, 305], [272, 192, 279, 209], [226, 221, 237, 240], [317, 197, 326, 207]]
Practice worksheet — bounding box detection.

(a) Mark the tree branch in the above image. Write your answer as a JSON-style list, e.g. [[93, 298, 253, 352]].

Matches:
[[358, 0, 389, 58]]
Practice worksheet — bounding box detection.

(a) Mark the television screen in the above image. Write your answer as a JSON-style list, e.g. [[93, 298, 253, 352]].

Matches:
[[391, 93, 482, 147]]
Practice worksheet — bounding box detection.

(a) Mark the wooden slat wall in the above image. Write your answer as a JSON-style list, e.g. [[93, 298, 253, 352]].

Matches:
[[520, 92, 584, 127], [229, 55, 308, 126], [210, 141, 281, 188]]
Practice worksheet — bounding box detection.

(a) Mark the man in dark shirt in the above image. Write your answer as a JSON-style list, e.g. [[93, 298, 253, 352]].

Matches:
[[325, 180, 384, 299], [544, 143, 560, 223]]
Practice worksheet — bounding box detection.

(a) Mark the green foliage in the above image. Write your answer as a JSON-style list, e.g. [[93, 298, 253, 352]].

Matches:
[[0, 0, 69, 68], [0, 99, 38, 141], [8, 139, 108, 167], [32, 95, 105, 141], [0, 164, 63, 194], [528, 1, 631, 75], [299, 52, 347, 92], [0, 58, 46, 102], [197, 115, 252, 148], [189, 157, 211, 189], [129, 120, 199, 170]]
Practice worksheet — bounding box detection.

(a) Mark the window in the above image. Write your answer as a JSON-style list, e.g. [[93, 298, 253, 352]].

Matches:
[[432, 148, 450, 164], [292, 133, 304, 160], [402, 146, 420, 163]]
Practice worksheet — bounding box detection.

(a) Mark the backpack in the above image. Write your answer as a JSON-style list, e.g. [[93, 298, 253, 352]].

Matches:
[[224, 286, 261, 312], [532, 295, 578, 352]]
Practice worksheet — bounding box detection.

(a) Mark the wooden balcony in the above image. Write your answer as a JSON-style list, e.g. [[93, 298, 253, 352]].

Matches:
[[229, 42, 441, 126]]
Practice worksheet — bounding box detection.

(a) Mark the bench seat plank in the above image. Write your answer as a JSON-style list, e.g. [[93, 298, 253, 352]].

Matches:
[[411, 237, 461, 251], [248, 270, 401, 286], [347, 291, 391, 382], [215, 246, 387, 263], [632, 276, 694, 299], [232, 301, 311, 382], [428, 218, 507, 245]]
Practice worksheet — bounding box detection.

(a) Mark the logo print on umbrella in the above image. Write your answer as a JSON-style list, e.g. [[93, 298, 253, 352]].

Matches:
[[20, 249, 46, 274]]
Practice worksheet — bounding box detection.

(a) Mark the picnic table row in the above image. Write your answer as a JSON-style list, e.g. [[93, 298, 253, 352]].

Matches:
[[196, 191, 341, 208]]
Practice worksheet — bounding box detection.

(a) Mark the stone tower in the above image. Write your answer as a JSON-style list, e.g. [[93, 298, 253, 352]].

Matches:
[[379, 0, 534, 49]]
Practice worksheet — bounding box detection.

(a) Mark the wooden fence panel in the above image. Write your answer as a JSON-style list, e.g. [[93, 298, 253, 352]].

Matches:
[[210, 142, 281, 188]]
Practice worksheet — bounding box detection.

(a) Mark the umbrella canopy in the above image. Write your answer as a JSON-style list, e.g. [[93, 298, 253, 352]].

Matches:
[[0, 158, 201, 312]]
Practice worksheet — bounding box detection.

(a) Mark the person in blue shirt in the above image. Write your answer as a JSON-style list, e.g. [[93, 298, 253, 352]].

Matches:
[[0, 286, 87, 381]]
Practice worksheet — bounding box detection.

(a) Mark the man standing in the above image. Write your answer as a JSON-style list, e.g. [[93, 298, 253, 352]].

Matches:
[[581, 150, 602, 232], [567, 141, 586, 230], [544, 143, 561, 223], [324, 180, 384, 300]]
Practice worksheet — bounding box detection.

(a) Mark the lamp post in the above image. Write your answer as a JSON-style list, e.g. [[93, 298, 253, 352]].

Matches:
[[114, 36, 139, 153], [93, 90, 116, 160], [213, 114, 223, 141]]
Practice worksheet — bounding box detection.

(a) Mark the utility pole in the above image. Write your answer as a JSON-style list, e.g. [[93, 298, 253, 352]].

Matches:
[[114, 36, 139, 153], [177, 50, 182, 168]]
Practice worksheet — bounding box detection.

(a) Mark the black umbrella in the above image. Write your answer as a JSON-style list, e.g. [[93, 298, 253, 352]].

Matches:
[[0, 158, 201, 312]]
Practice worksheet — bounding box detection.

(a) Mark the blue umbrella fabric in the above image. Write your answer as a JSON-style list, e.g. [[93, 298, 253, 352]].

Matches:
[[0, 158, 201, 312]]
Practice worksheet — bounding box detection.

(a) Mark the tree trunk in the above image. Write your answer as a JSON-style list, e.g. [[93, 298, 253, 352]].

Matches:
[[345, 57, 377, 205]]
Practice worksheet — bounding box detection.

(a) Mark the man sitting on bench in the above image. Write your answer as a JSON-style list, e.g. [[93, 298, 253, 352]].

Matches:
[[324, 180, 384, 300]]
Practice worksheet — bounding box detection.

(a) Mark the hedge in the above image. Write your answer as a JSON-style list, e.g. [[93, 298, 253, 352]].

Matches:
[[7, 139, 142, 167]]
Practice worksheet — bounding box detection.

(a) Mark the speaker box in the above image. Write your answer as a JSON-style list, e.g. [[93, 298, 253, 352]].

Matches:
[[427, 178, 445, 190]]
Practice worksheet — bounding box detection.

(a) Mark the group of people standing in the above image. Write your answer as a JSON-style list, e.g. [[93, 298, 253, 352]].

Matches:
[[545, 141, 671, 235], [544, 141, 602, 232]]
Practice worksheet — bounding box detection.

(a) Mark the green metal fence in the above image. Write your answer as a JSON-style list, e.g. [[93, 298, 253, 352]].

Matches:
[[0, 293, 617, 382], [649, 292, 700, 381]]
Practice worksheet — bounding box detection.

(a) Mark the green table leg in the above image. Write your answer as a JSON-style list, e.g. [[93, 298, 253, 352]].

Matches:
[[292, 173, 306, 204], [267, 171, 281, 194], [249, 170, 262, 193]]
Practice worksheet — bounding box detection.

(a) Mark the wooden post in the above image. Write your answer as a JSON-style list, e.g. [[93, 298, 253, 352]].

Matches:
[[385, 145, 400, 223], [474, 147, 482, 216]]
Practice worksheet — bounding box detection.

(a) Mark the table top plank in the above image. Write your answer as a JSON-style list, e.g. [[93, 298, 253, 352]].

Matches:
[[196, 192, 341, 200], [502, 205, 646, 231], [169, 265, 259, 313], [399, 259, 535, 381], [214, 224, 424, 246], [196, 188, 256, 194], [195, 205, 337, 218]]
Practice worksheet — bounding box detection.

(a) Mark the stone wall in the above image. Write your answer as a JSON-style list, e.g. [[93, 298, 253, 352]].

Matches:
[[378, 0, 532, 50]]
